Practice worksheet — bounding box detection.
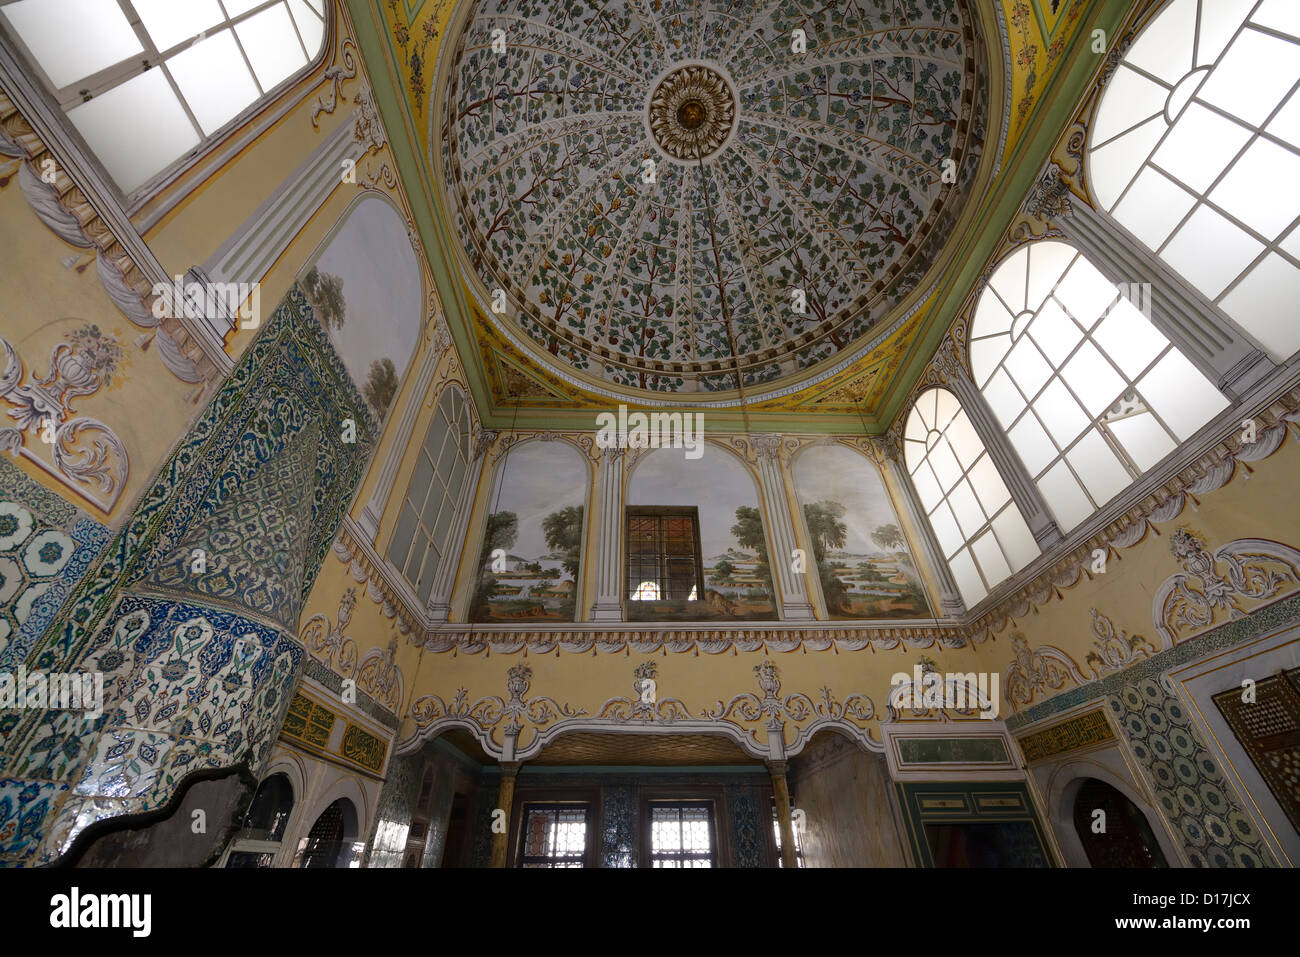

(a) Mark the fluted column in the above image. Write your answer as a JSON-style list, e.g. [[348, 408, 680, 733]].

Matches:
[[589, 446, 625, 621], [768, 761, 798, 869], [1038, 166, 1275, 398], [946, 366, 1063, 550], [425, 428, 496, 622], [879, 445, 965, 618], [750, 435, 815, 620], [490, 762, 520, 868]]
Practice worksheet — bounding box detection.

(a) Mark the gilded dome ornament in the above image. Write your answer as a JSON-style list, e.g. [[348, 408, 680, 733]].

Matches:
[[647, 64, 736, 161]]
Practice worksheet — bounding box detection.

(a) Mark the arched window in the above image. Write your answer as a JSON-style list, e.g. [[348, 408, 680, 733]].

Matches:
[[298, 798, 359, 869], [387, 387, 473, 603], [904, 388, 1038, 607], [0, 0, 329, 196], [971, 240, 1228, 531], [224, 772, 294, 867], [1088, 0, 1300, 359], [242, 772, 294, 841]]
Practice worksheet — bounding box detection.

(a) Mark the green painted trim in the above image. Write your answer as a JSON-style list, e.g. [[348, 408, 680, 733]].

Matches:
[[894, 780, 1056, 867], [346, 0, 497, 420]]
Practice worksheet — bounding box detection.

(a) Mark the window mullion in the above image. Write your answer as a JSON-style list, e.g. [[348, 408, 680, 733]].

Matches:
[[947, 367, 1062, 549], [284, 0, 312, 62], [1054, 197, 1275, 397], [156, 62, 204, 142], [228, 21, 268, 97]]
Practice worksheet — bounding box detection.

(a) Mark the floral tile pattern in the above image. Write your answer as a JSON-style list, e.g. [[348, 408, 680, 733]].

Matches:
[[0, 288, 374, 865], [0, 459, 108, 668], [728, 784, 765, 868], [1108, 677, 1274, 868], [364, 751, 423, 868]]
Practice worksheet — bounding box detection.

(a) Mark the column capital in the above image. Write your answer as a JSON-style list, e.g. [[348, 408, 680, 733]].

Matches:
[[749, 432, 785, 464], [1024, 162, 1073, 224], [472, 428, 499, 461]]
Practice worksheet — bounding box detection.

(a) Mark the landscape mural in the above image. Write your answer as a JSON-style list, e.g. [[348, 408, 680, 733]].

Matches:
[[469, 441, 587, 622], [792, 445, 933, 620], [627, 447, 777, 621], [300, 195, 422, 423]]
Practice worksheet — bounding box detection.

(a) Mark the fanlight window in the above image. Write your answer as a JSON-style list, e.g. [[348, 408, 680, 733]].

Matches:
[[1088, 0, 1300, 359], [0, 0, 328, 195], [970, 240, 1228, 531], [904, 388, 1038, 608], [387, 388, 473, 603]]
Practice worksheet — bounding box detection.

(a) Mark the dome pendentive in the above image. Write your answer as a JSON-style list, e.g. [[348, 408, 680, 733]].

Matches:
[[438, 0, 990, 399]]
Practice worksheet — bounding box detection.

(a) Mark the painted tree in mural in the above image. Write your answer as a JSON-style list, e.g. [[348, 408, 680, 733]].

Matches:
[[303, 266, 346, 330], [363, 357, 399, 418], [470, 510, 518, 620], [541, 504, 583, 619], [875, 520, 929, 617], [730, 506, 774, 600], [710, 557, 736, 585], [871, 523, 906, 554], [804, 501, 849, 614], [542, 505, 583, 577]]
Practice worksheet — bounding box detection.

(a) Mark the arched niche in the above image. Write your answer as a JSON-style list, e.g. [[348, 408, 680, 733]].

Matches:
[[1071, 777, 1171, 868], [298, 193, 423, 425], [469, 438, 592, 623], [1046, 759, 1181, 868], [790, 444, 934, 620], [625, 442, 776, 621]]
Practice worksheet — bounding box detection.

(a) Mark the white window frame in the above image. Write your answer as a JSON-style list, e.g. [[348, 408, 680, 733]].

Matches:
[[0, 0, 330, 203], [903, 387, 1038, 608], [1087, 0, 1300, 360], [386, 386, 473, 604], [969, 239, 1228, 532]]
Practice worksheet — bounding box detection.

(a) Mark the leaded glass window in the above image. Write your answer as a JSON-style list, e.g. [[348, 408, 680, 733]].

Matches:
[[904, 388, 1038, 607], [970, 240, 1227, 531], [1088, 0, 1300, 359]]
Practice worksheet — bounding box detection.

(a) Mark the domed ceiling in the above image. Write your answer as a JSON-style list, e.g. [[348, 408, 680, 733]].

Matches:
[[438, 0, 990, 400]]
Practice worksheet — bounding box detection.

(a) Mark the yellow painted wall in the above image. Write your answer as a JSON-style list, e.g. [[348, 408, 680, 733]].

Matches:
[[0, 180, 195, 527], [980, 432, 1300, 715]]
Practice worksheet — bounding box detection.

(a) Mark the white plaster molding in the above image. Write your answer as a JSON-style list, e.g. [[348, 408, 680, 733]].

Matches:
[[204, 114, 365, 291]]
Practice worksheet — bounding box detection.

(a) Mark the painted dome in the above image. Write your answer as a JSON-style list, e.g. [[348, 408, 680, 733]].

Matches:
[[438, 0, 989, 399]]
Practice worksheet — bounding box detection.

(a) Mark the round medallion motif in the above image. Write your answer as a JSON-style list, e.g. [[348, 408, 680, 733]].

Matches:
[[647, 64, 736, 161]]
